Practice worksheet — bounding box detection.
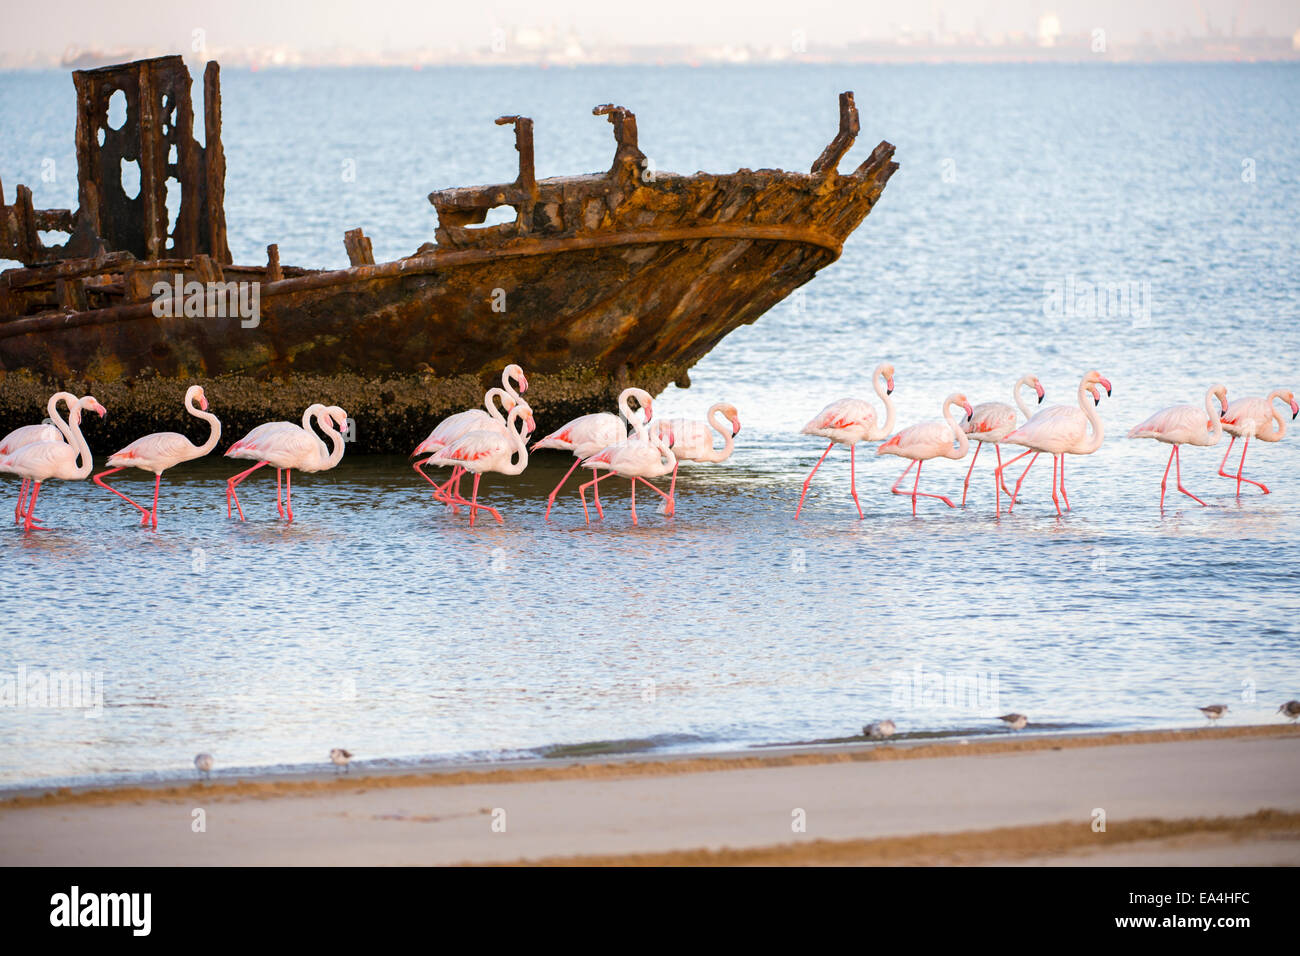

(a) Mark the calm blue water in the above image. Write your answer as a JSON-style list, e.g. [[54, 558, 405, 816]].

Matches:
[[1, 64, 1298, 789]]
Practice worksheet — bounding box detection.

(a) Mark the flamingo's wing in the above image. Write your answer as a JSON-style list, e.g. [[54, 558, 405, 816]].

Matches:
[[228, 421, 294, 456], [0, 439, 78, 477], [429, 428, 509, 467], [964, 402, 1015, 435], [879, 420, 955, 456], [0, 423, 62, 455], [1127, 403, 1203, 440], [108, 432, 194, 468], [803, 398, 874, 434]]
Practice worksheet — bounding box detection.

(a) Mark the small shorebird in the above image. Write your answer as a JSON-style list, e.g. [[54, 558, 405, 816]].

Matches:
[[330, 748, 353, 773], [864, 720, 896, 739], [998, 713, 1028, 731], [795, 362, 896, 519], [1198, 704, 1228, 722], [194, 753, 214, 780], [1278, 701, 1300, 721]]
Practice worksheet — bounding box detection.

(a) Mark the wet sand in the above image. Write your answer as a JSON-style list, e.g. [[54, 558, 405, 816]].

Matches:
[[2, 726, 1297, 865]]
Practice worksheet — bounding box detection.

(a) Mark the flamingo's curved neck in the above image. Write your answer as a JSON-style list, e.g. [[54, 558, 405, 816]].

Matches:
[[943, 398, 969, 460], [301, 404, 325, 432], [187, 393, 222, 457], [1267, 389, 1290, 439], [501, 369, 523, 407], [705, 404, 735, 462], [66, 405, 95, 480], [1202, 388, 1224, 441], [873, 365, 895, 437], [310, 413, 345, 468], [503, 407, 531, 473], [483, 387, 510, 427], [46, 392, 76, 443], [1076, 378, 1105, 453], [620, 390, 648, 440], [1013, 376, 1036, 419]]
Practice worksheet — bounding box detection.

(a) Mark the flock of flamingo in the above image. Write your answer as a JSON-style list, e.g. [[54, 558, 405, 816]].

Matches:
[[0, 361, 1294, 533]]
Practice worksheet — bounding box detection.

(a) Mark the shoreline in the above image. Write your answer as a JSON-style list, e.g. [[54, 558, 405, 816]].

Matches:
[[4, 723, 1295, 808], [3, 725, 1297, 865]]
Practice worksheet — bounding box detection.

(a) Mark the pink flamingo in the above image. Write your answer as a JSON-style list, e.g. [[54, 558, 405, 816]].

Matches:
[[1, 391, 77, 524], [413, 387, 521, 510], [795, 362, 896, 518], [1127, 384, 1227, 509], [92, 385, 222, 528], [645, 402, 741, 515], [422, 403, 535, 527], [960, 375, 1044, 510], [995, 371, 1112, 516], [0, 395, 106, 533], [412, 364, 529, 506], [531, 387, 653, 521], [225, 404, 348, 521], [577, 415, 676, 527], [876, 393, 974, 515], [1216, 388, 1298, 496]]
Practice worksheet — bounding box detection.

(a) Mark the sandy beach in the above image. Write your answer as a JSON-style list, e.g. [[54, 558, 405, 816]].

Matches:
[[3, 726, 1297, 866]]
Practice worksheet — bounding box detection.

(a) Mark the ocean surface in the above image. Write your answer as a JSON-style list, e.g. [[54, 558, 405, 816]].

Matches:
[[1, 63, 1298, 789]]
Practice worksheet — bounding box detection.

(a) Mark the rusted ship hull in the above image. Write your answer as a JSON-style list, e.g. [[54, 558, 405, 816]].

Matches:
[[0, 57, 896, 452]]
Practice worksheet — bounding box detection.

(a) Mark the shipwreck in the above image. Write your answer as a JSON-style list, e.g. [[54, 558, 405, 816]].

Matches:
[[0, 55, 897, 453]]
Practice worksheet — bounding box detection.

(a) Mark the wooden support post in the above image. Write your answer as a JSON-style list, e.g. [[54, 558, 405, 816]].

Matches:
[[344, 228, 374, 266], [811, 91, 860, 176], [55, 277, 89, 311], [266, 243, 283, 282]]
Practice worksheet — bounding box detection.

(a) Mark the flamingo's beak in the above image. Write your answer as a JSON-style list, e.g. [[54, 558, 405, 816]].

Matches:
[[1290, 400, 1299, 419], [1035, 382, 1045, 403], [732, 420, 741, 436], [962, 402, 974, 418], [643, 401, 653, 424], [520, 375, 529, 394], [1099, 376, 1113, 396], [527, 417, 537, 434], [886, 377, 895, 395], [94, 403, 107, 418], [200, 396, 209, 411]]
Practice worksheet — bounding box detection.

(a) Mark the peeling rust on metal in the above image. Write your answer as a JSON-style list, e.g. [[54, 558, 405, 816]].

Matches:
[[1, 57, 897, 452]]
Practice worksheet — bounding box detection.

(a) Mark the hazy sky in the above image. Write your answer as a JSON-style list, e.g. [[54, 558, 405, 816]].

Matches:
[[4, 0, 1298, 54]]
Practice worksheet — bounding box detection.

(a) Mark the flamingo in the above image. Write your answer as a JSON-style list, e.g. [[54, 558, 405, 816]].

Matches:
[[422, 403, 535, 527], [413, 363, 529, 506], [576, 417, 677, 527], [644, 402, 741, 515], [995, 370, 1112, 516], [960, 375, 1045, 510], [225, 404, 348, 521], [795, 362, 896, 518], [531, 387, 654, 521], [412, 387, 521, 510], [1216, 388, 1298, 496], [92, 385, 222, 528], [876, 393, 974, 515], [1127, 384, 1228, 509], [0, 395, 106, 533], [1, 391, 77, 524]]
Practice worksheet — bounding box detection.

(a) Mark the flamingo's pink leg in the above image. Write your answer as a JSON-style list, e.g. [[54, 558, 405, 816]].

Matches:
[[994, 448, 1033, 514], [1216, 436, 1237, 484], [1159, 444, 1175, 510], [849, 444, 863, 519], [434, 466, 464, 503], [889, 461, 917, 496], [148, 474, 161, 528], [634, 476, 673, 517], [1231, 436, 1269, 495], [911, 459, 922, 515], [908, 459, 957, 512], [14, 477, 29, 523], [593, 468, 606, 518], [794, 441, 835, 519], [22, 481, 43, 533], [1050, 455, 1061, 515], [275, 468, 285, 518], [415, 459, 460, 515], [662, 462, 678, 518], [226, 460, 270, 522], [93, 466, 151, 524], [285, 470, 294, 522], [544, 458, 583, 521], [445, 469, 475, 511], [1173, 445, 1207, 506], [465, 473, 502, 527], [1059, 454, 1070, 510], [578, 470, 614, 526], [1007, 452, 1039, 514], [994, 444, 1006, 512], [961, 442, 982, 508]]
